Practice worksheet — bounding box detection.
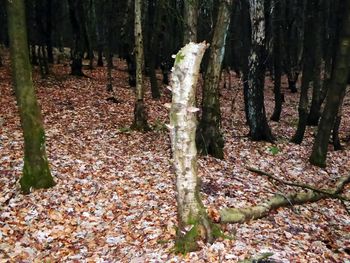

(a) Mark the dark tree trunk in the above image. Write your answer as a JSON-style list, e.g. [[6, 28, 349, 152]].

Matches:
[[67, 0, 86, 76], [283, 0, 304, 93], [196, 0, 232, 159], [291, 0, 317, 144], [246, 0, 274, 142], [240, 0, 251, 124], [307, 0, 324, 126], [7, 0, 55, 193], [183, 0, 198, 44], [270, 0, 283, 122], [97, 49, 103, 67], [146, 0, 160, 99], [309, 0, 350, 167]]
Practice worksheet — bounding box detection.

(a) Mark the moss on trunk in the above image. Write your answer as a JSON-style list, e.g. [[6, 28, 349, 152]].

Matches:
[[7, 0, 55, 194], [196, 0, 232, 159], [169, 43, 216, 254]]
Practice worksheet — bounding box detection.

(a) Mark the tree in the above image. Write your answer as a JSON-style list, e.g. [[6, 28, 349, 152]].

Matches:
[[309, 0, 350, 167], [291, 0, 319, 144], [246, 0, 274, 141], [169, 42, 216, 253], [196, 0, 233, 159], [7, 0, 55, 193], [67, 0, 88, 76], [307, 0, 324, 126], [145, 0, 161, 99], [270, 0, 284, 122], [131, 0, 149, 131], [183, 0, 198, 44], [283, 0, 304, 93]]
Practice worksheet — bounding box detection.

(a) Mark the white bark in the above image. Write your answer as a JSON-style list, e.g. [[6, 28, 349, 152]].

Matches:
[[169, 42, 208, 226]]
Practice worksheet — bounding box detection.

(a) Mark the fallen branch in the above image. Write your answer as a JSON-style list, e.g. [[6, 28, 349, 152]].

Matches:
[[219, 168, 350, 223], [246, 166, 350, 202]]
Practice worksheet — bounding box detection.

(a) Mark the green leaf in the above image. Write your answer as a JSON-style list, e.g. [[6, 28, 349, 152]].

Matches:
[[175, 52, 185, 64], [268, 145, 280, 155]]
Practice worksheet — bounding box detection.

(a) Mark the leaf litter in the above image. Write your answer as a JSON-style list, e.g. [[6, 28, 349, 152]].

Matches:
[[0, 56, 349, 262]]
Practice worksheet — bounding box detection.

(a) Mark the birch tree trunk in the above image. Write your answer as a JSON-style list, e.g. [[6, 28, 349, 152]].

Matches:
[[169, 42, 215, 253], [196, 0, 233, 159], [7, 0, 55, 193], [246, 0, 274, 141], [132, 0, 149, 131]]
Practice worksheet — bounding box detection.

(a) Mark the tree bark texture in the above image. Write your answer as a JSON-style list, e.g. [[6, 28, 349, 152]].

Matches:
[[146, 0, 161, 99], [309, 0, 350, 167], [169, 42, 214, 253], [196, 0, 232, 159], [7, 0, 55, 194], [307, 0, 324, 126], [132, 0, 149, 131], [283, 0, 304, 93], [270, 0, 283, 122], [183, 0, 198, 44], [247, 0, 274, 141], [291, 0, 317, 144]]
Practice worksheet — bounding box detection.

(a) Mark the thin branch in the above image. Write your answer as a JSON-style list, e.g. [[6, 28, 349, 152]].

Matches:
[[246, 166, 350, 202]]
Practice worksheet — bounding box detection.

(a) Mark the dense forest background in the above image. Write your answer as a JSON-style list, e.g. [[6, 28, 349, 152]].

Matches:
[[0, 0, 350, 262]]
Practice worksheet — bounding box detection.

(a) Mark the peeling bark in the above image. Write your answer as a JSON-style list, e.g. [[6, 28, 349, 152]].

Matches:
[[169, 42, 214, 253]]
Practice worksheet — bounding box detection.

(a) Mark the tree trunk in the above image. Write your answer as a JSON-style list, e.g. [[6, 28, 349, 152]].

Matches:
[[309, 0, 350, 167], [169, 42, 215, 253], [246, 0, 274, 141], [67, 0, 85, 76], [291, 0, 317, 144], [146, 0, 161, 99], [283, 0, 304, 93], [183, 0, 198, 44], [7, 0, 55, 194], [131, 0, 149, 131], [307, 0, 324, 126], [270, 0, 283, 122], [196, 0, 232, 159]]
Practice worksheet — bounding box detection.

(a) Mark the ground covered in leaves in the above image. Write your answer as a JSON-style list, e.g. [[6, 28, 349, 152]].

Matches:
[[0, 55, 350, 262]]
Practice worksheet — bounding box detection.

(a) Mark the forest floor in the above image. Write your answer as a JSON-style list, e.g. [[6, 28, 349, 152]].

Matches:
[[0, 55, 350, 263]]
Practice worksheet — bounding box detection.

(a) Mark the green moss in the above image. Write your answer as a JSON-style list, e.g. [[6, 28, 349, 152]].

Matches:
[[20, 154, 55, 194], [174, 223, 200, 254], [211, 223, 234, 240], [118, 126, 133, 134], [267, 145, 280, 155]]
